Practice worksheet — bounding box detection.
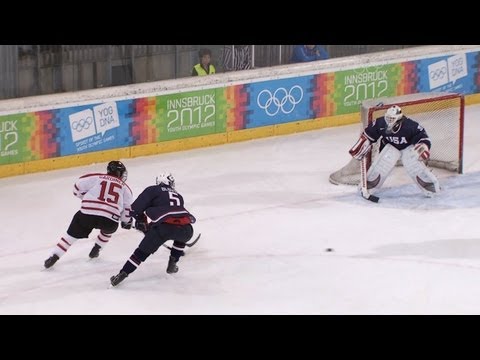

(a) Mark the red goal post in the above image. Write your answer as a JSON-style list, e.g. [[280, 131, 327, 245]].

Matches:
[[329, 92, 465, 186]]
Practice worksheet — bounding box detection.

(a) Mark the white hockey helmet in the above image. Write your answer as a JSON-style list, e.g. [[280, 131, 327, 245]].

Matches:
[[156, 172, 175, 189], [385, 105, 403, 129]]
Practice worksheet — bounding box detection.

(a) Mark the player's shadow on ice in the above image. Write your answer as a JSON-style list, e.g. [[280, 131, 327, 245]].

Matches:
[[335, 171, 480, 210], [366, 238, 480, 260]]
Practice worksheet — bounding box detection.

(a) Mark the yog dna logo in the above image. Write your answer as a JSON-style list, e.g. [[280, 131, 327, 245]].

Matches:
[[428, 54, 467, 90], [69, 102, 120, 142]]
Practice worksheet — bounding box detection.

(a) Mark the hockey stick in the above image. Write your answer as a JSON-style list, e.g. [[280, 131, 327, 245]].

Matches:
[[357, 99, 383, 204], [162, 233, 202, 251], [360, 155, 379, 203]]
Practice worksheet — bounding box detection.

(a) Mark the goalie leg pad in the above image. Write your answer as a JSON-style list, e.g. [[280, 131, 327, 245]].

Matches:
[[401, 145, 440, 196], [366, 144, 401, 193]]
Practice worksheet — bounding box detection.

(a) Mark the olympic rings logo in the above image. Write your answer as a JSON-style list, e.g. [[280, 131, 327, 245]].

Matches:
[[71, 117, 93, 132], [429, 67, 447, 81], [257, 85, 304, 116]]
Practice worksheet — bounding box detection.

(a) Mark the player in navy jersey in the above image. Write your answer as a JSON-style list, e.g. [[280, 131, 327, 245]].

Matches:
[[110, 172, 196, 287], [44, 161, 133, 269], [349, 105, 440, 197]]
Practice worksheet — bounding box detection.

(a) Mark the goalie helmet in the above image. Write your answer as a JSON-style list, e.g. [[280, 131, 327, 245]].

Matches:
[[384, 105, 403, 130], [107, 160, 128, 182], [156, 172, 175, 189]]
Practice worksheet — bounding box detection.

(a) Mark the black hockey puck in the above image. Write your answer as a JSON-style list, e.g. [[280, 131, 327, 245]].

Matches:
[[325, 248, 334, 252]]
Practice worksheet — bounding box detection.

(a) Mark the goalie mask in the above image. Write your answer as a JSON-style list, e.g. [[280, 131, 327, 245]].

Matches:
[[384, 105, 403, 131], [156, 172, 175, 189]]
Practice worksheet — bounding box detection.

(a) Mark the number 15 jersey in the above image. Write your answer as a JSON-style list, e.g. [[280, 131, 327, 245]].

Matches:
[[73, 173, 133, 223]]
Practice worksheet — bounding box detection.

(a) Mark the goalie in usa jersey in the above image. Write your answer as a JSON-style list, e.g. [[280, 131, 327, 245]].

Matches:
[[110, 172, 196, 287], [349, 105, 440, 197], [44, 161, 134, 269]]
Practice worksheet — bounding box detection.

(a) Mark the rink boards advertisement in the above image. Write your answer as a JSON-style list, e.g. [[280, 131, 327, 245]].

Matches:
[[0, 89, 228, 165], [0, 49, 479, 166]]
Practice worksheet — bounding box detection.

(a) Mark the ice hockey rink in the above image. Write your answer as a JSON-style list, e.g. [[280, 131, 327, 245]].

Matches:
[[1, 105, 480, 315]]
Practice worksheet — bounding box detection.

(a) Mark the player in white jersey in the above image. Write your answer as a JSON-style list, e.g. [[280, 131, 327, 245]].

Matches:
[[44, 161, 134, 269]]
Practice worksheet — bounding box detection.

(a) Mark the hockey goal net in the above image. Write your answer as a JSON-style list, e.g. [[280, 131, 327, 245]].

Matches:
[[329, 92, 465, 185]]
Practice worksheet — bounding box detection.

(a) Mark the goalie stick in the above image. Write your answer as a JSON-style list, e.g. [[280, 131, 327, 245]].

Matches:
[[360, 155, 379, 203], [162, 233, 202, 251], [358, 99, 383, 203]]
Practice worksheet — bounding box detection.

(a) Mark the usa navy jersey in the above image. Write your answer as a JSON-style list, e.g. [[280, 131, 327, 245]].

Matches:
[[131, 184, 196, 224], [363, 116, 431, 151]]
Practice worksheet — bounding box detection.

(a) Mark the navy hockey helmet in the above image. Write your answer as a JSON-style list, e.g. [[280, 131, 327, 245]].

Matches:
[[107, 160, 128, 182], [156, 172, 175, 189]]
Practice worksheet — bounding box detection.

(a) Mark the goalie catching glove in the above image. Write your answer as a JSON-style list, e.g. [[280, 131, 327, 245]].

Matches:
[[349, 133, 371, 161], [414, 142, 430, 161]]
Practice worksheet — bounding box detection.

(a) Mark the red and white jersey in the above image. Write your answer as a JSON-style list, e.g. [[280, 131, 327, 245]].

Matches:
[[73, 173, 133, 223]]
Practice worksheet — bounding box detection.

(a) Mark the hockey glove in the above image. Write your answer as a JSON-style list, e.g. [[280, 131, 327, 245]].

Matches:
[[121, 218, 133, 230], [414, 143, 430, 161], [349, 133, 371, 161], [135, 220, 149, 233]]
